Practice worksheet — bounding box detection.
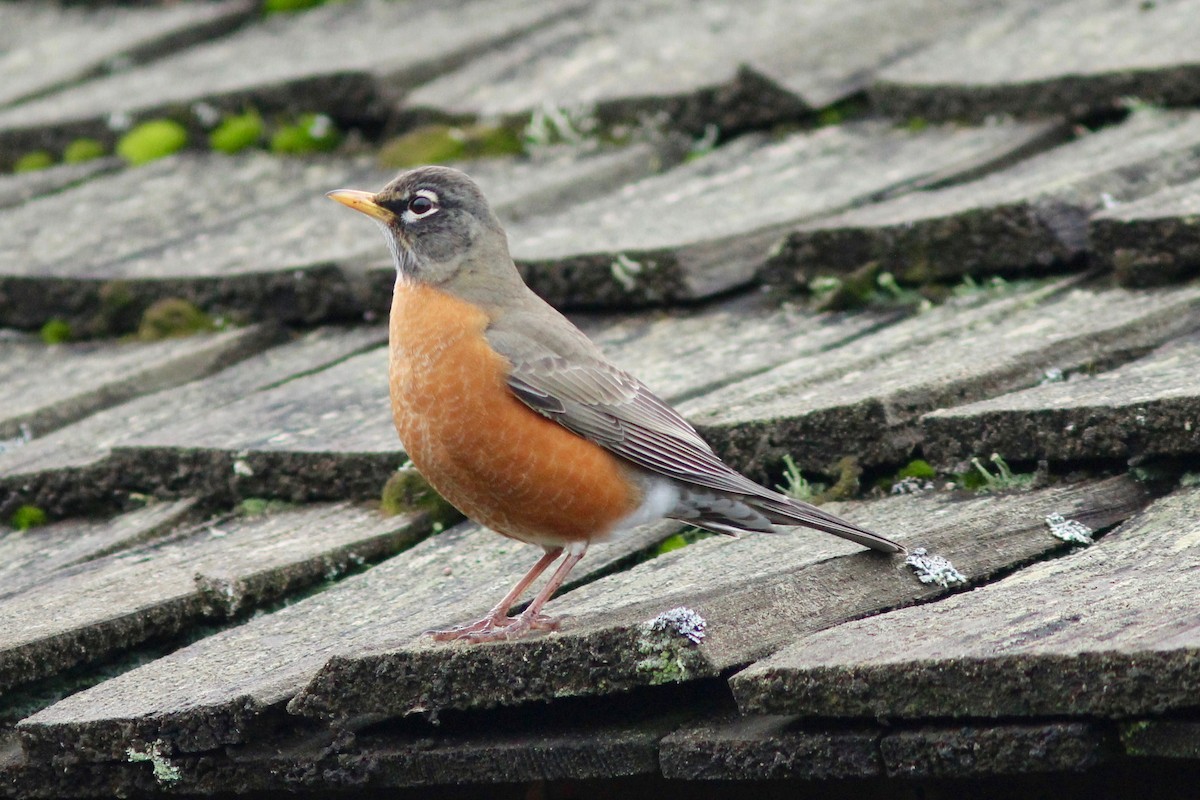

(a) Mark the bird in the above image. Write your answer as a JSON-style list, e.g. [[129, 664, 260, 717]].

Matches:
[[327, 166, 903, 643]]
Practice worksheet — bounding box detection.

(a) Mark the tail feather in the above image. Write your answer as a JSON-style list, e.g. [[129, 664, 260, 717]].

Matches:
[[754, 495, 904, 554]]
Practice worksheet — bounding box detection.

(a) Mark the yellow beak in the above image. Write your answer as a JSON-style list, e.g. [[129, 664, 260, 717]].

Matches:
[[326, 189, 393, 222]]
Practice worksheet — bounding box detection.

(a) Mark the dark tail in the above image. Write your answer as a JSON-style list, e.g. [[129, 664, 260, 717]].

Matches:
[[753, 495, 905, 553]]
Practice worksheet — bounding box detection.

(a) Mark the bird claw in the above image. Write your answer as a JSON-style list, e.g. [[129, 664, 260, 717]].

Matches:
[[426, 611, 562, 643]]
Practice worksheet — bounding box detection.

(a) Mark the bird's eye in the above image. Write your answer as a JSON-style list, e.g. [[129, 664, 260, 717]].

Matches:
[[404, 190, 440, 222]]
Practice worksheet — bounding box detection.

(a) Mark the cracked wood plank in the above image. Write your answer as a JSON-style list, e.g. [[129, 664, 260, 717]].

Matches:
[[0, 145, 669, 331], [685, 284, 1200, 477], [923, 333, 1200, 466], [0, 325, 282, 443], [730, 486, 1200, 720], [283, 477, 1149, 721], [507, 119, 1055, 307], [763, 110, 1200, 288], [1091, 174, 1200, 287], [871, 0, 1200, 121], [0, 326, 387, 519], [0, 504, 428, 694], [15, 519, 681, 762], [660, 716, 1109, 780], [0, 0, 254, 116], [404, 0, 1041, 132], [0, 0, 572, 159]]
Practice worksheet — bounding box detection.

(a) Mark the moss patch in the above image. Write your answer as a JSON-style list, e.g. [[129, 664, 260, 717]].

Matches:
[[209, 111, 265, 154], [63, 139, 106, 164], [380, 463, 461, 531], [11, 505, 47, 531], [117, 119, 188, 165], [39, 318, 72, 345], [270, 114, 340, 154], [14, 151, 54, 173], [378, 124, 524, 168], [136, 298, 217, 340]]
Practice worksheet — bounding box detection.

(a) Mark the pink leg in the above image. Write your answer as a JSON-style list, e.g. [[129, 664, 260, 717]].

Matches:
[[427, 548, 561, 642], [498, 543, 588, 640]]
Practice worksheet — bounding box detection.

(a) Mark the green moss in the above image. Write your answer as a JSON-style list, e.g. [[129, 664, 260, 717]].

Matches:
[[11, 505, 47, 531], [653, 526, 713, 556], [903, 116, 929, 132], [126, 741, 181, 783], [14, 151, 54, 173], [270, 114, 340, 155], [775, 454, 824, 502], [39, 318, 72, 345], [136, 298, 217, 340], [958, 453, 1034, 493], [897, 459, 936, 481], [209, 111, 264, 154], [635, 638, 690, 684], [117, 119, 188, 165], [63, 139, 107, 164], [815, 456, 862, 503], [237, 497, 294, 517], [813, 96, 868, 128], [378, 123, 524, 169], [263, 0, 325, 13], [380, 463, 461, 530]]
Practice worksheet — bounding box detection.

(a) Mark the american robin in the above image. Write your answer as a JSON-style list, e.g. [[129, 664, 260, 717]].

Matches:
[[328, 166, 902, 643]]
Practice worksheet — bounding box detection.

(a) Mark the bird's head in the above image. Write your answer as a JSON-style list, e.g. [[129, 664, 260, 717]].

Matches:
[[327, 166, 509, 289]]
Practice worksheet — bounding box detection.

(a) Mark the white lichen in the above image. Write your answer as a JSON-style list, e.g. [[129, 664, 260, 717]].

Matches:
[[647, 606, 707, 644], [232, 459, 254, 477], [1045, 513, 1094, 545], [1039, 367, 1065, 385], [905, 547, 967, 587], [891, 476, 934, 495], [126, 740, 181, 784]]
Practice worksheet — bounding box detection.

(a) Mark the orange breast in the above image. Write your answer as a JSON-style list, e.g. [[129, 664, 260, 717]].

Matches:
[[387, 279, 640, 545]]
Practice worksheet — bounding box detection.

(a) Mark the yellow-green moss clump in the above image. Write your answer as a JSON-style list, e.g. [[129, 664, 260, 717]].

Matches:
[[270, 114, 340, 155], [263, 0, 326, 13], [117, 119, 189, 165], [209, 111, 265, 154], [136, 298, 217, 340], [11, 505, 47, 531], [39, 318, 72, 344], [14, 151, 54, 173], [381, 464, 461, 531], [378, 124, 524, 169], [63, 139, 107, 163]]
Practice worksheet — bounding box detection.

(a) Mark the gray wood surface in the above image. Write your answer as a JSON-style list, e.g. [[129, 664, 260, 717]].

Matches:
[[0, 145, 670, 331], [0, 326, 387, 518], [0, 499, 195, 600], [404, 0, 1022, 131], [0, 158, 122, 210], [1, 503, 428, 694], [284, 478, 1148, 721], [687, 283, 1200, 475], [923, 333, 1200, 465], [0, 0, 253, 115], [660, 716, 1108, 780], [1091, 175, 1200, 287], [509, 119, 1054, 307], [0, 325, 280, 442], [764, 110, 1200, 288], [871, 0, 1200, 120], [0, 0, 570, 158], [17, 519, 681, 762], [731, 485, 1200, 720]]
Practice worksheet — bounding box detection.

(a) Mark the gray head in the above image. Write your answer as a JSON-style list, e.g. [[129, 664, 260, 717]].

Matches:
[[327, 166, 512, 289]]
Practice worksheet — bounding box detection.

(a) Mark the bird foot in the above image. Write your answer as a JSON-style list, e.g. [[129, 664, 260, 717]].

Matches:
[[426, 611, 562, 643]]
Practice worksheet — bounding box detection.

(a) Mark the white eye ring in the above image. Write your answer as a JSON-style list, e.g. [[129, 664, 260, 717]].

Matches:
[[403, 189, 440, 223]]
